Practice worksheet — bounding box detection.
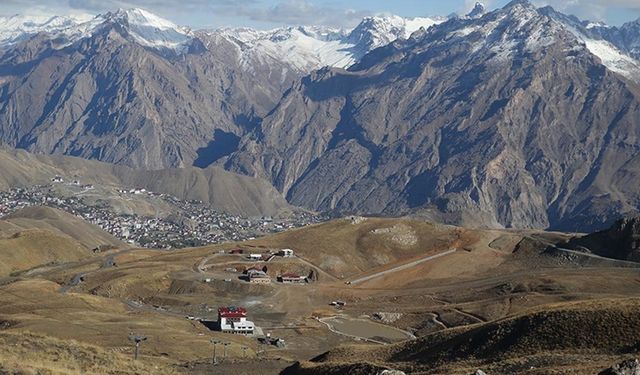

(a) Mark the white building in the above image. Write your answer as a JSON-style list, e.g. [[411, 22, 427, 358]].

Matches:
[[247, 269, 271, 284], [218, 307, 255, 335]]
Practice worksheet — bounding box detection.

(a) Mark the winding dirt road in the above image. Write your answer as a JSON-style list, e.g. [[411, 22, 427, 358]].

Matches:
[[349, 248, 457, 285]]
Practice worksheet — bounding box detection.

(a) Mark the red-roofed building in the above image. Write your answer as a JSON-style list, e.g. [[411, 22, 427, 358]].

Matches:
[[218, 306, 247, 318], [218, 306, 254, 335]]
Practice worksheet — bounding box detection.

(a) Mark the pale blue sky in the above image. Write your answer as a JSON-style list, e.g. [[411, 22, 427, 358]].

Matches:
[[2, 0, 640, 29]]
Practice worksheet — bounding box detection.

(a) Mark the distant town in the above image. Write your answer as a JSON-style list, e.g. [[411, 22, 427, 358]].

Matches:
[[0, 179, 326, 249]]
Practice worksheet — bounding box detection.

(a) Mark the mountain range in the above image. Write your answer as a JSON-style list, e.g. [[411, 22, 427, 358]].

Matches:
[[2, 0, 640, 230]]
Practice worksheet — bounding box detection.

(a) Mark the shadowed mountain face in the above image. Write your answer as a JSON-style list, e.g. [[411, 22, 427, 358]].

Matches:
[[0, 17, 295, 170], [0, 10, 439, 171], [224, 1, 640, 230], [566, 217, 640, 262]]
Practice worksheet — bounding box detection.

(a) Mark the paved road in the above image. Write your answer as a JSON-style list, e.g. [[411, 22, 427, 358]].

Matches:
[[293, 255, 338, 281], [349, 249, 457, 285]]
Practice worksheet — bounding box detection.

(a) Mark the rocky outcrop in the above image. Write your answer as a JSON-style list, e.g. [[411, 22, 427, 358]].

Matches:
[[600, 359, 640, 375], [377, 370, 406, 375], [567, 217, 640, 262]]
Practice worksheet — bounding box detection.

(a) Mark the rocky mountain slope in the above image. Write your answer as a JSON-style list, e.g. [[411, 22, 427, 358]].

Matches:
[[0, 9, 443, 171], [225, 0, 640, 230], [0, 9, 285, 170], [565, 217, 640, 262], [3, 2, 640, 230]]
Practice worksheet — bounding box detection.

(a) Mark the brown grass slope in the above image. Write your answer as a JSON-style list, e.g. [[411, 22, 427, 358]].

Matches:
[[0, 148, 291, 216], [250, 217, 476, 278], [3, 206, 125, 249], [0, 206, 125, 277], [292, 298, 640, 374], [0, 230, 88, 277], [0, 279, 255, 364], [0, 331, 176, 375]]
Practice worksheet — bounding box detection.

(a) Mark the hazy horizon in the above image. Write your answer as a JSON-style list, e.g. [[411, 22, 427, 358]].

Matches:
[[1, 0, 639, 30]]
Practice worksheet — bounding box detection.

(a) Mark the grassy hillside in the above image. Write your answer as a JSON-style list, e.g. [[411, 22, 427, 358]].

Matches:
[[294, 298, 640, 374], [0, 331, 176, 375], [0, 148, 291, 216], [3, 206, 124, 249], [0, 229, 89, 277], [249, 217, 480, 278], [0, 206, 127, 277], [0, 279, 256, 363]]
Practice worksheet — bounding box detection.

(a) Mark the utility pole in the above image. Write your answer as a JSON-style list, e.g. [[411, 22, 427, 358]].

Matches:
[[222, 342, 231, 362], [242, 346, 248, 359], [128, 333, 147, 360], [211, 339, 220, 365]]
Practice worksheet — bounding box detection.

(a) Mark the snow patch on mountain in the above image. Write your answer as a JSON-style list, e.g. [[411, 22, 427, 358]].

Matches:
[[219, 26, 354, 72], [220, 15, 446, 71], [542, 8, 640, 81], [581, 38, 640, 79], [0, 14, 95, 47], [105, 8, 193, 52], [446, 1, 561, 62], [0, 9, 193, 53]]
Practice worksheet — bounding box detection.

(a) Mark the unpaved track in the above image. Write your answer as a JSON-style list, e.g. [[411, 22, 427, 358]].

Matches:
[[526, 235, 640, 267], [196, 252, 339, 282], [553, 247, 640, 266], [59, 248, 169, 293], [428, 312, 449, 329], [349, 249, 457, 285]]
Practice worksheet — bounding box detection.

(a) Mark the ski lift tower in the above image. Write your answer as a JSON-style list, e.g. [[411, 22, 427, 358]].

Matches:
[[128, 333, 147, 360]]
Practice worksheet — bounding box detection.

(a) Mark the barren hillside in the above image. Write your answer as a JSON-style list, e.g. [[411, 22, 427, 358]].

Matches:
[[0, 148, 291, 217]]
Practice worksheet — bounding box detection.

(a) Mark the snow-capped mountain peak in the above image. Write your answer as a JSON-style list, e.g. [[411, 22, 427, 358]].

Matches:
[[538, 6, 640, 81], [0, 14, 95, 47], [214, 14, 447, 72], [347, 15, 445, 51], [0, 8, 194, 53], [466, 2, 487, 19], [108, 8, 181, 30], [100, 8, 193, 52]]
